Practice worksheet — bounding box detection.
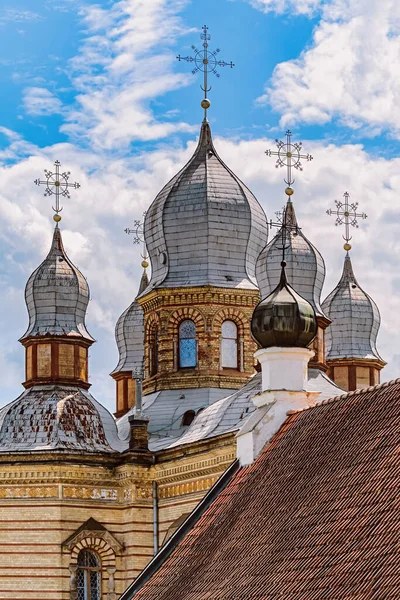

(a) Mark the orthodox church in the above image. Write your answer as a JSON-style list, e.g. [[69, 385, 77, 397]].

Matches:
[[0, 61, 386, 600]]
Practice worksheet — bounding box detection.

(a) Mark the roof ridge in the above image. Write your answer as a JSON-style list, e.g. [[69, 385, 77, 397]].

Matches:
[[287, 377, 400, 415]]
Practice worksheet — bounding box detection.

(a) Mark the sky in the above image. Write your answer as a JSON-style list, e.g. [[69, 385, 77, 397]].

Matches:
[[1, 0, 400, 413]]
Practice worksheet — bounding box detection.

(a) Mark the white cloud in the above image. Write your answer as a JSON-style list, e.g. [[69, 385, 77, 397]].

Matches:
[[1, 126, 400, 412], [258, 0, 400, 135], [61, 0, 195, 149], [0, 9, 42, 24], [247, 0, 322, 16], [23, 87, 62, 116]]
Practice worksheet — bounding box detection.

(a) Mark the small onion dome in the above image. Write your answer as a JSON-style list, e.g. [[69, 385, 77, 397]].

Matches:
[[322, 255, 385, 362], [251, 262, 317, 348], [256, 199, 328, 319], [142, 120, 268, 293], [20, 225, 94, 342], [110, 269, 148, 375]]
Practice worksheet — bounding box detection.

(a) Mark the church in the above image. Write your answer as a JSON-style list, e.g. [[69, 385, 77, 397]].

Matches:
[[0, 28, 387, 600]]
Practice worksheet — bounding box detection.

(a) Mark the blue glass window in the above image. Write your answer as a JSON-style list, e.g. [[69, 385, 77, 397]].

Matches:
[[179, 320, 197, 368]]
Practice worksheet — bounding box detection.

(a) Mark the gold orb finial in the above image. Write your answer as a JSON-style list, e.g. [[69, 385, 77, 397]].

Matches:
[[141, 259, 149, 269], [285, 187, 294, 196], [344, 242, 352, 252], [53, 214, 62, 223], [201, 98, 211, 110]]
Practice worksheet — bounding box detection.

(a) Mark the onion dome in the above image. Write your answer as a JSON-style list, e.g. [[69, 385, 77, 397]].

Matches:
[[111, 268, 148, 376], [251, 262, 317, 348], [322, 255, 384, 361], [143, 121, 268, 292], [20, 225, 94, 342], [256, 199, 327, 318]]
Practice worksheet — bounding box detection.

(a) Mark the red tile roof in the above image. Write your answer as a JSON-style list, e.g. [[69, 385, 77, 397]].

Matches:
[[129, 379, 400, 600]]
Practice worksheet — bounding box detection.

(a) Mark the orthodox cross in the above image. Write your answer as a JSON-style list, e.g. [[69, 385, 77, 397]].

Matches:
[[34, 160, 80, 223], [125, 212, 149, 266], [326, 192, 367, 252], [265, 130, 313, 193], [177, 25, 235, 119], [269, 205, 301, 263]]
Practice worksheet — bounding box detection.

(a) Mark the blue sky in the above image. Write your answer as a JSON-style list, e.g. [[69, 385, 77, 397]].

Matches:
[[1, 0, 400, 412]]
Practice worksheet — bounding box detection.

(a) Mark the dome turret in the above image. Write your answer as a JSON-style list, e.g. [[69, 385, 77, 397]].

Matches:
[[251, 262, 317, 349], [322, 254, 385, 390], [256, 199, 326, 318], [111, 268, 148, 418], [322, 254, 384, 361], [143, 121, 268, 293], [21, 225, 94, 342], [111, 269, 147, 376]]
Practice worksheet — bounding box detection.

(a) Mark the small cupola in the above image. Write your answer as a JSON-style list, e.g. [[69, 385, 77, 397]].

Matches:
[[251, 261, 317, 350]]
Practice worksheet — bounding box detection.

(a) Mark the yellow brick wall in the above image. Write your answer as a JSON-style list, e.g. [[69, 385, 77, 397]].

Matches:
[[0, 435, 236, 599]]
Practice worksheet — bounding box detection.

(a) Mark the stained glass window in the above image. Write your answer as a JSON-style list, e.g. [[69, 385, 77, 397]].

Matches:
[[221, 320, 238, 369], [77, 550, 101, 600], [179, 320, 197, 368]]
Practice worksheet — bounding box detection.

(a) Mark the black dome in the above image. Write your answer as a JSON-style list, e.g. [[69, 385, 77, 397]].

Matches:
[[251, 262, 317, 349]]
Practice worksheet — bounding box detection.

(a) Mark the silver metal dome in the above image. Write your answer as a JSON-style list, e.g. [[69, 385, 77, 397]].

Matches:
[[256, 199, 327, 318], [143, 121, 268, 292], [20, 225, 94, 342], [111, 269, 148, 376], [322, 254, 384, 361]]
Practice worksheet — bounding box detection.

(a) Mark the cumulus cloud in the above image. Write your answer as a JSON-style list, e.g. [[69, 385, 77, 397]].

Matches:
[[247, 0, 322, 16], [23, 87, 62, 116], [61, 0, 195, 149], [1, 0, 399, 416], [1, 126, 400, 411], [257, 0, 400, 135]]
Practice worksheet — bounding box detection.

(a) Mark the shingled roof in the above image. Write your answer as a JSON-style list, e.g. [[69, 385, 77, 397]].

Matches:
[[122, 378, 400, 600]]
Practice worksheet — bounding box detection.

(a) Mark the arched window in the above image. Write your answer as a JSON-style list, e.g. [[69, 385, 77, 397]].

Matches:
[[181, 410, 195, 427], [77, 550, 101, 600], [221, 320, 238, 369], [179, 320, 197, 368], [149, 326, 158, 377]]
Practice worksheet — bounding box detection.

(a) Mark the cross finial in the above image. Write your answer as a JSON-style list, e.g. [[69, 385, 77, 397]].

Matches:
[[125, 211, 149, 269], [269, 204, 301, 264], [177, 25, 235, 120], [34, 160, 80, 223], [265, 130, 313, 198], [326, 192, 367, 253]]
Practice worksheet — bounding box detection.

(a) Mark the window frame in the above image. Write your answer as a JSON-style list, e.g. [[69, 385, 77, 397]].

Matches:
[[178, 319, 197, 369], [149, 324, 159, 377], [221, 319, 239, 370], [76, 550, 102, 600]]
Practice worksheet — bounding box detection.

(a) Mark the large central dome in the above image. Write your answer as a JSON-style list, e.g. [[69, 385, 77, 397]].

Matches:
[[143, 121, 268, 292]]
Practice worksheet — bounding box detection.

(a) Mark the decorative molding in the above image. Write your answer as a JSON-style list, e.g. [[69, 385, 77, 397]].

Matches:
[[63, 486, 118, 501], [159, 475, 219, 499], [155, 452, 236, 485], [0, 485, 58, 499]]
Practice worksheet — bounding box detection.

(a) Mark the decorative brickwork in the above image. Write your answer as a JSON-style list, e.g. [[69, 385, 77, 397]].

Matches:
[[138, 286, 260, 395]]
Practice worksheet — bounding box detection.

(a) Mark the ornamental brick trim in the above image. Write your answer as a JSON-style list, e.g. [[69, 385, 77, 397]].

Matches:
[[65, 531, 122, 566], [212, 308, 248, 336], [167, 307, 206, 335]]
